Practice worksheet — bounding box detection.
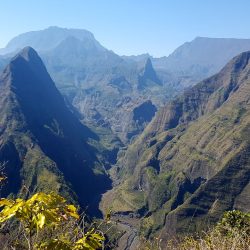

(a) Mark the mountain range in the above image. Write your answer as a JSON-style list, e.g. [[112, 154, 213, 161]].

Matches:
[[0, 27, 250, 246], [125, 37, 250, 86], [2, 27, 250, 145], [101, 50, 250, 242]]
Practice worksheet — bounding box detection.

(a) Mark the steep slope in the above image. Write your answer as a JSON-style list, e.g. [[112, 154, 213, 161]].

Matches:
[[101, 51, 250, 238], [4, 29, 250, 146], [40, 33, 166, 143], [0, 27, 176, 143], [41, 35, 125, 92], [0, 47, 111, 215], [138, 58, 162, 90], [0, 56, 7, 73]]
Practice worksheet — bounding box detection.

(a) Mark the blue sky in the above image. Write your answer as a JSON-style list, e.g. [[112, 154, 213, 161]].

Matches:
[[0, 0, 250, 57]]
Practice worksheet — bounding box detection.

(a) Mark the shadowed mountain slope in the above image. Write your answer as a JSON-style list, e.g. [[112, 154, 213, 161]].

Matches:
[[3, 29, 250, 144], [0, 47, 111, 215]]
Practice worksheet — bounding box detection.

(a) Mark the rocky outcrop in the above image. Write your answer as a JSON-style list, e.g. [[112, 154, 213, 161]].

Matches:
[[138, 58, 162, 89]]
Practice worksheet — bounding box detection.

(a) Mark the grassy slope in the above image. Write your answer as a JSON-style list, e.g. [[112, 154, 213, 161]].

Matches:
[[100, 51, 250, 238]]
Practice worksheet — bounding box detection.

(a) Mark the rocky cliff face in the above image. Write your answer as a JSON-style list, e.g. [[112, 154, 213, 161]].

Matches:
[[3, 29, 250, 146], [0, 56, 7, 73], [41, 37, 164, 143], [0, 47, 111, 215], [138, 58, 162, 90], [101, 51, 250, 238], [0, 27, 177, 144]]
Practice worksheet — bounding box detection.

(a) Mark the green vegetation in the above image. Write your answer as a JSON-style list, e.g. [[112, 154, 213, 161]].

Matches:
[[0, 47, 112, 215], [0, 192, 104, 249], [217, 210, 250, 236], [101, 50, 250, 240], [141, 210, 250, 250], [1, 166, 249, 250]]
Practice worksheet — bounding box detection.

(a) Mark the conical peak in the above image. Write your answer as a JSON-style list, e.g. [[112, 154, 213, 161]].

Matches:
[[142, 57, 158, 79], [1, 47, 54, 93], [8, 46, 47, 76], [12, 46, 40, 63], [145, 57, 153, 70]]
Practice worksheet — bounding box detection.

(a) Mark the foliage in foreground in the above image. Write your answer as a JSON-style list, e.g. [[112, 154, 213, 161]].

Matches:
[[0, 192, 104, 249], [141, 210, 250, 250]]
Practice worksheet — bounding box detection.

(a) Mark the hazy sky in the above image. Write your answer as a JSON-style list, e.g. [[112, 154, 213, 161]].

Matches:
[[0, 0, 250, 57]]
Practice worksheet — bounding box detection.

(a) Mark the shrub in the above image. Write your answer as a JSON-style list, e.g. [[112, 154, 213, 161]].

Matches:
[[216, 210, 250, 236], [0, 192, 104, 249], [139, 210, 250, 250]]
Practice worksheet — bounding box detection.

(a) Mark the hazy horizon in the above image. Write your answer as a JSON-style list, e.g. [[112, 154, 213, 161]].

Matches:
[[1, 1, 250, 57]]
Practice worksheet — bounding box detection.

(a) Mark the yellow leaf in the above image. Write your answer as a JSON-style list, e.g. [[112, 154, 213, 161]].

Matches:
[[66, 205, 79, 219], [0, 176, 6, 182], [37, 213, 46, 229], [0, 198, 14, 207]]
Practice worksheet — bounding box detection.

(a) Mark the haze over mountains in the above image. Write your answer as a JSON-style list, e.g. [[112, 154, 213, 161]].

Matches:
[[0, 26, 104, 55], [124, 36, 250, 85], [1, 27, 250, 145], [0, 27, 170, 144], [0, 26, 249, 247]]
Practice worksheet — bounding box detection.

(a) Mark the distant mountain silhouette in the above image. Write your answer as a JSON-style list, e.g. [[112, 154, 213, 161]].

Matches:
[[0, 26, 104, 55]]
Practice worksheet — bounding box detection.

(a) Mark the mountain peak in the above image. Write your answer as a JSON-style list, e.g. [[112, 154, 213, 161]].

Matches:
[[141, 57, 161, 83], [141, 57, 155, 76], [137, 57, 161, 89], [13, 46, 39, 62], [231, 50, 250, 69], [2, 47, 54, 93], [217, 50, 250, 78], [0, 47, 110, 214], [144, 57, 153, 71]]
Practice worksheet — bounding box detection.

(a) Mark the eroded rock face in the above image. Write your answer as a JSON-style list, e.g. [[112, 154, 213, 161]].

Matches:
[[43, 45, 164, 144], [138, 58, 162, 90], [102, 51, 250, 238], [4, 29, 250, 148], [0, 27, 178, 145], [0, 57, 6, 73]]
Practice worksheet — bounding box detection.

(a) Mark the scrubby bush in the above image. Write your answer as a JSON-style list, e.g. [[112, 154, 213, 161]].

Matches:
[[139, 210, 250, 250], [0, 192, 104, 249], [217, 210, 250, 236]]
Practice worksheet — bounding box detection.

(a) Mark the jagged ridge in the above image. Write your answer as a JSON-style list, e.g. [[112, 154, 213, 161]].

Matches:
[[101, 51, 250, 238]]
